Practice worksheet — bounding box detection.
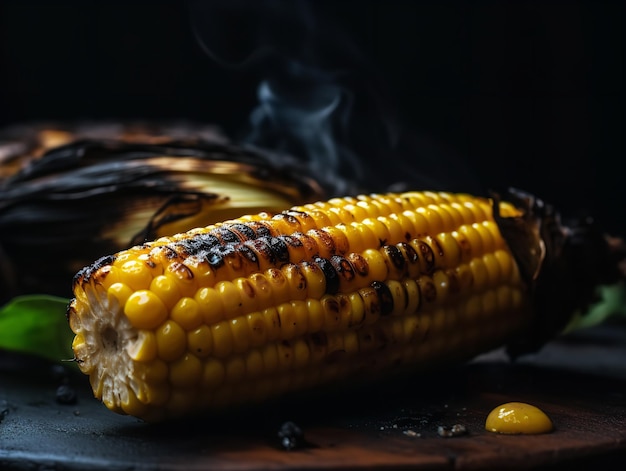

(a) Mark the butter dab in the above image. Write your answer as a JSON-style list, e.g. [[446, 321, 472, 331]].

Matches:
[[485, 402, 553, 434]]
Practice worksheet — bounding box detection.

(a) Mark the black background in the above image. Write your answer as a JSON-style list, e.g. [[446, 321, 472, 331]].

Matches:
[[0, 0, 624, 234]]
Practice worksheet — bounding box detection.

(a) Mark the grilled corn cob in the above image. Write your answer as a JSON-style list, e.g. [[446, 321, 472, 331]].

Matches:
[[69, 190, 547, 421], [69, 189, 626, 420]]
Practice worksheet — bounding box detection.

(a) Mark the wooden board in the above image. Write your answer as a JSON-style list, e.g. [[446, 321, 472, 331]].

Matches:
[[1, 322, 625, 470]]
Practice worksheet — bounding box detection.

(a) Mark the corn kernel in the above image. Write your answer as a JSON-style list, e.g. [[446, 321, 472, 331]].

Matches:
[[156, 320, 187, 362], [124, 290, 168, 330], [169, 353, 202, 387]]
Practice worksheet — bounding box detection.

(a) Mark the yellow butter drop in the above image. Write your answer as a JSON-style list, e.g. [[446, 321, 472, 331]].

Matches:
[[485, 402, 553, 434]]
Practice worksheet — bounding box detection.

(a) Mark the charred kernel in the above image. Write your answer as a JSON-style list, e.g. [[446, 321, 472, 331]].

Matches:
[[313, 256, 339, 295], [283, 264, 308, 300], [320, 226, 349, 255], [268, 237, 289, 264], [307, 228, 336, 259], [413, 239, 436, 273], [382, 245, 406, 277], [371, 281, 394, 316], [124, 290, 168, 330], [330, 255, 356, 290], [418, 275, 437, 303], [229, 223, 257, 241]]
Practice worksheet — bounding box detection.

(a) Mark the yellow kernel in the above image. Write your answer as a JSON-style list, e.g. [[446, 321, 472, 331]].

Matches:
[[261, 307, 282, 341], [336, 223, 364, 253], [494, 249, 514, 280], [290, 300, 309, 337], [166, 389, 195, 418], [150, 275, 181, 310], [485, 402, 553, 434], [156, 320, 187, 362], [247, 272, 275, 307], [389, 212, 415, 241], [261, 343, 279, 374], [404, 209, 429, 237], [211, 321, 234, 358], [283, 264, 308, 301], [347, 292, 366, 327], [417, 206, 444, 234], [403, 278, 421, 315], [361, 248, 389, 282], [98, 265, 121, 290], [301, 262, 326, 299], [195, 287, 224, 324], [362, 217, 390, 246], [483, 253, 503, 287], [230, 318, 251, 353], [344, 202, 368, 220], [344, 330, 359, 355], [169, 353, 202, 387], [166, 262, 197, 297], [187, 325, 213, 358], [202, 358, 225, 389], [171, 297, 203, 331], [245, 349, 264, 378], [481, 290, 498, 317], [292, 339, 311, 368], [321, 226, 349, 255], [458, 224, 484, 256], [496, 285, 513, 310], [386, 280, 406, 316], [233, 277, 258, 314], [126, 331, 158, 362], [124, 290, 168, 330], [266, 267, 290, 305], [215, 280, 243, 319], [245, 311, 269, 347], [469, 258, 489, 291], [119, 260, 153, 291], [430, 204, 455, 232], [477, 221, 497, 252], [134, 359, 169, 384], [276, 341, 294, 370], [464, 294, 483, 320], [432, 270, 451, 304], [225, 356, 247, 383], [435, 232, 462, 269], [108, 282, 134, 309], [142, 384, 170, 406], [306, 299, 325, 333], [121, 388, 148, 417], [353, 221, 379, 250]]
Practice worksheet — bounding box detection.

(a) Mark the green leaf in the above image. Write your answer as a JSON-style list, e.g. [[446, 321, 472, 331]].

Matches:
[[564, 282, 626, 333], [0, 295, 73, 363]]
